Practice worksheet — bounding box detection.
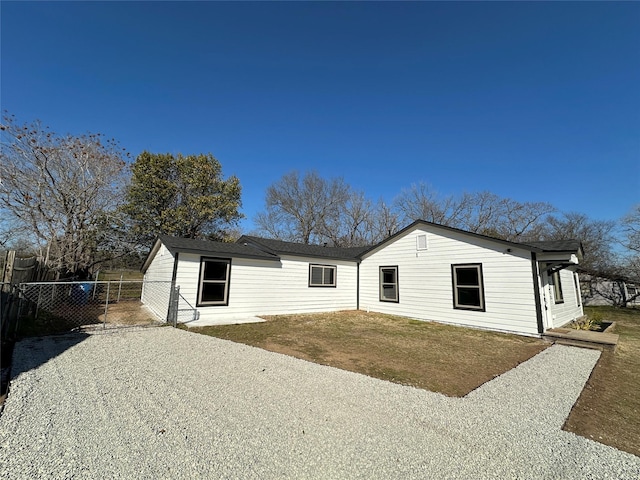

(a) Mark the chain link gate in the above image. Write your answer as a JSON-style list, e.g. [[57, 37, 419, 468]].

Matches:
[[15, 280, 173, 334]]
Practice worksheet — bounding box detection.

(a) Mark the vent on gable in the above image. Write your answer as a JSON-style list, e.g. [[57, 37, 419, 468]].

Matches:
[[416, 234, 428, 251]]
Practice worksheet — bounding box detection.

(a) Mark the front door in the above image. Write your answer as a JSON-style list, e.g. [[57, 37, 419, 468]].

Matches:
[[539, 270, 553, 330]]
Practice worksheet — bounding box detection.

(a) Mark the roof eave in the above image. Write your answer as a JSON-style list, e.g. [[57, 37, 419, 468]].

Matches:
[[237, 235, 362, 262], [149, 235, 281, 265], [141, 238, 163, 273], [179, 247, 280, 262], [357, 220, 543, 259]]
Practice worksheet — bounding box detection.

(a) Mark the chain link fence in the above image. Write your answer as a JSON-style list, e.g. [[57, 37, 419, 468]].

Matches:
[[11, 280, 173, 336]]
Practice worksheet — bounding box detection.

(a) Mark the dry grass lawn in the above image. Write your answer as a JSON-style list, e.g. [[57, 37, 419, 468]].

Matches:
[[564, 306, 640, 457], [187, 310, 547, 397], [97, 270, 144, 281]]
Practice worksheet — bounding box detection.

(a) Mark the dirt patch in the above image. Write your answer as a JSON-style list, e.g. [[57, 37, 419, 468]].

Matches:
[[564, 306, 640, 457], [97, 300, 159, 326], [187, 310, 547, 397]]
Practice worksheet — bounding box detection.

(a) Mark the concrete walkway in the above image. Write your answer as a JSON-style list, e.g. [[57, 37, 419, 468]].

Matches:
[[0, 328, 638, 478]]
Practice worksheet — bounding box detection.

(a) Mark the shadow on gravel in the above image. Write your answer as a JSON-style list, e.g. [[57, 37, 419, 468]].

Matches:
[[1, 333, 89, 404]]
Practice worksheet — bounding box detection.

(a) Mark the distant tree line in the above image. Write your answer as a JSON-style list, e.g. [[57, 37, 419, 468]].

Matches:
[[254, 171, 639, 303], [255, 172, 616, 265], [1, 112, 638, 292]]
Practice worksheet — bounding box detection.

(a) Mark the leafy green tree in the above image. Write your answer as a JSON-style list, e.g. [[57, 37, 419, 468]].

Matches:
[[122, 152, 242, 246]]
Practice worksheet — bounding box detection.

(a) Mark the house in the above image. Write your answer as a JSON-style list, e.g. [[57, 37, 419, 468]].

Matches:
[[141, 234, 366, 325], [356, 222, 583, 336], [141, 220, 584, 336], [579, 271, 640, 307]]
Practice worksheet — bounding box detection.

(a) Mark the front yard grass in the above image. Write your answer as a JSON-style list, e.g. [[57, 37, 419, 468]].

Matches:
[[187, 310, 547, 397], [564, 306, 640, 457]]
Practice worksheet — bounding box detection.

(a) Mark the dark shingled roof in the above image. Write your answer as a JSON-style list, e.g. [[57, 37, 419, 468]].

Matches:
[[237, 235, 369, 261], [145, 226, 583, 274], [158, 235, 279, 260], [521, 240, 583, 253], [356, 220, 584, 259]]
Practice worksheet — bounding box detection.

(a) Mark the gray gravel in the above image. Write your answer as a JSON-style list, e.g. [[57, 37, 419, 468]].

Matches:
[[0, 327, 638, 479]]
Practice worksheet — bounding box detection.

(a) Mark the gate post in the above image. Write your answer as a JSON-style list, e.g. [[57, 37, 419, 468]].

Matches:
[[168, 285, 180, 328], [103, 281, 111, 329]]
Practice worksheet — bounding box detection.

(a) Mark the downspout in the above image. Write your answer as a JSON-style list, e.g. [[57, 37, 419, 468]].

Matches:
[[171, 252, 179, 285], [530, 252, 545, 335], [356, 261, 360, 311]]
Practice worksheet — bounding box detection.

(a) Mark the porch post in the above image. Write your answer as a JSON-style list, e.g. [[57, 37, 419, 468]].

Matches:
[[531, 252, 545, 334]]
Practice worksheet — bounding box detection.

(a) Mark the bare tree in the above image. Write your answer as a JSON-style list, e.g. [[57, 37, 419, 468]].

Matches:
[[621, 204, 640, 254], [616, 204, 640, 305], [499, 199, 555, 241], [393, 185, 554, 242], [321, 190, 373, 247], [580, 272, 639, 307], [456, 192, 555, 241], [393, 182, 454, 225], [256, 172, 403, 247], [255, 171, 350, 244], [540, 212, 616, 273], [321, 194, 402, 246], [369, 198, 401, 243], [253, 209, 291, 241], [0, 112, 129, 278], [455, 191, 505, 235]]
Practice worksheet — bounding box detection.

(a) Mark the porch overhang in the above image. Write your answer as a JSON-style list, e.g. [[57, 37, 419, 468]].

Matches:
[[537, 253, 580, 273]]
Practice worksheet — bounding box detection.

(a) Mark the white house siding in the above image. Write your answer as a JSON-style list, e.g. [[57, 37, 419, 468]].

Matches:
[[141, 244, 175, 322], [545, 268, 583, 328], [359, 225, 541, 336], [174, 253, 358, 326]]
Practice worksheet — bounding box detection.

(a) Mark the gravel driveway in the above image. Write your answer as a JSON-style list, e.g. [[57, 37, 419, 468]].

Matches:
[[1, 327, 638, 479]]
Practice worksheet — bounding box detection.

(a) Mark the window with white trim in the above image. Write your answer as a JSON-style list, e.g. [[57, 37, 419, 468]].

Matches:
[[309, 264, 336, 287], [452, 264, 485, 311], [550, 270, 564, 304], [574, 273, 581, 307], [198, 258, 231, 306], [379, 266, 399, 302]]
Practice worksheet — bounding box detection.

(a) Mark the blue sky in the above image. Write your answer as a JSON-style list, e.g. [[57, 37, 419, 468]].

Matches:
[[2, 1, 639, 233]]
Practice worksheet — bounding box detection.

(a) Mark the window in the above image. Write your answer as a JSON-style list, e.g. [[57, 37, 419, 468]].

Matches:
[[550, 270, 564, 304], [452, 264, 485, 311], [198, 258, 231, 306], [574, 273, 581, 307], [309, 264, 336, 287], [379, 266, 399, 302]]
